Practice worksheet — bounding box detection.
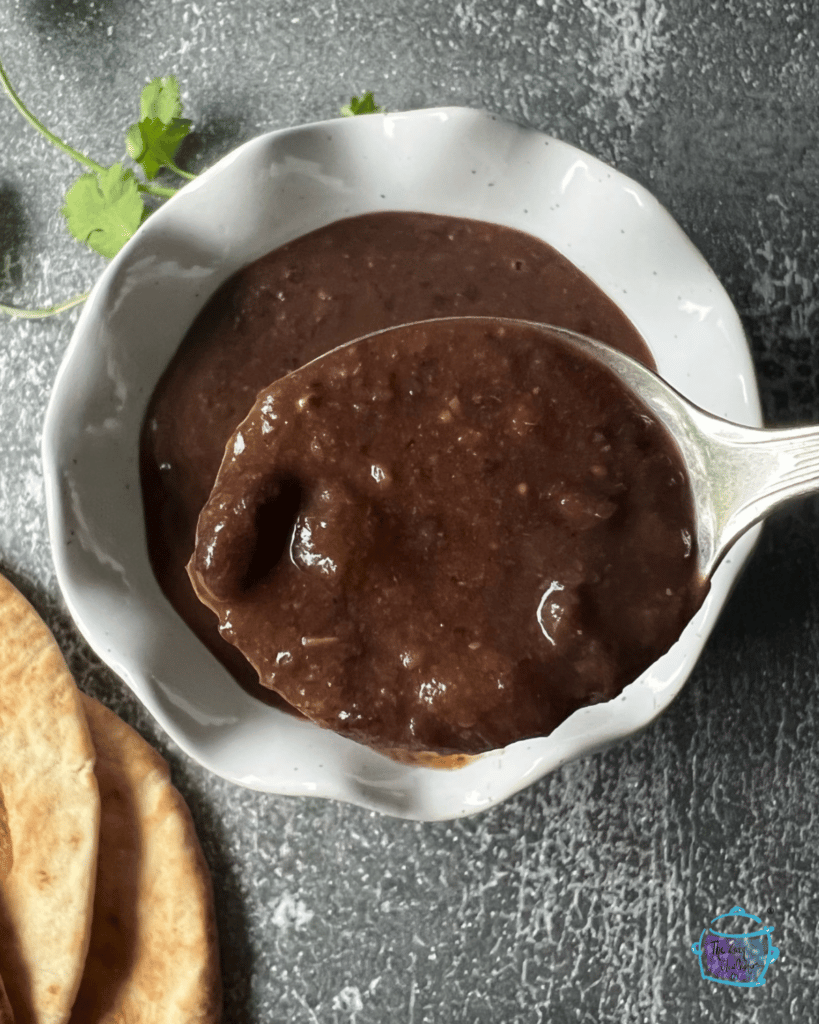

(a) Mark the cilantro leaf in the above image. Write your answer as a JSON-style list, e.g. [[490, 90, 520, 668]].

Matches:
[[139, 75, 184, 124], [340, 91, 384, 116], [125, 116, 192, 179], [126, 75, 194, 180], [62, 163, 146, 259]]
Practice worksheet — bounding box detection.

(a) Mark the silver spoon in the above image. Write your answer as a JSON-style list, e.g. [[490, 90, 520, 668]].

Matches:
[[537, 322, 818, 580]]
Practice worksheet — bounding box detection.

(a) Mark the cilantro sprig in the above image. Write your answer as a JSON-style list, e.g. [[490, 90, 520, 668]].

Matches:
[[340, 91, 384, 116], [0, 61, 188, 316], [0, 68, 383, 318]]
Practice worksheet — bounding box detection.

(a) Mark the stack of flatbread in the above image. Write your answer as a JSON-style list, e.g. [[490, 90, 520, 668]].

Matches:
[[0, 574, 221, 1023]]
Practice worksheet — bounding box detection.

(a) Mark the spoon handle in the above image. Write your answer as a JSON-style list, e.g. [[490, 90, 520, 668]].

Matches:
[[696, 417, 819, 576]]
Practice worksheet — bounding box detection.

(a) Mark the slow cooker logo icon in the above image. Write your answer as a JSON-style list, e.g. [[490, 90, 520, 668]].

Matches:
[[691, 906, 780, 987]]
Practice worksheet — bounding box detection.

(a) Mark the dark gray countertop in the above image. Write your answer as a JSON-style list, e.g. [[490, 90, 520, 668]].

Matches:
[[2, 1, 818, 1020]]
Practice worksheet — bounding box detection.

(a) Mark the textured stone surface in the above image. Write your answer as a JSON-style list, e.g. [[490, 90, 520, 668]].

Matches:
[[1, 0, 818, 1020]]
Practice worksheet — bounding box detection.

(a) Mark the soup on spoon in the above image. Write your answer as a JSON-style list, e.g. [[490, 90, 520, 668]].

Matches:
[[186, 316, 707, 760]]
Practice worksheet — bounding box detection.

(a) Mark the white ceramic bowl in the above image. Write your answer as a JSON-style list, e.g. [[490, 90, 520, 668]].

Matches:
[[43, 108, 761, 820]]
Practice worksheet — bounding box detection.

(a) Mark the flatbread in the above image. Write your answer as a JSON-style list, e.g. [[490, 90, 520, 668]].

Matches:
[[0, 575, 99, 1024], [0, 782, 12, 879], [0, 784, 12, 1024], [70, 695, 221, 1023], [0, 974, 13, 1024]]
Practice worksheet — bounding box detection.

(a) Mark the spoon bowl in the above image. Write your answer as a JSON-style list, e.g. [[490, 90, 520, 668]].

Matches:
[[187, 314, 709, 761]]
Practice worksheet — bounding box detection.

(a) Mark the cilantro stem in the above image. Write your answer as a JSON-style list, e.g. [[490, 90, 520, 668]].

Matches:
[[0, 61, 105, 174], [0, 291, 91, 318], [137, 181, 178, 198], [167, 161, 196, 181]]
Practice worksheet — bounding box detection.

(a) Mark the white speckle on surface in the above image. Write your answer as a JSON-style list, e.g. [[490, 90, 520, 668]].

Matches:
[[331, 985, 363, 1014], [272, 891, 314, 931], [577, 0, 669, 156]]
